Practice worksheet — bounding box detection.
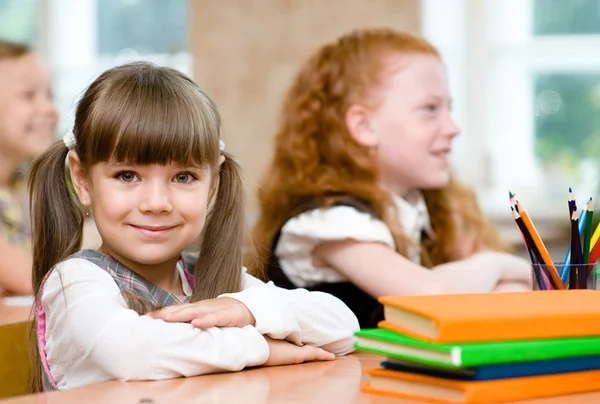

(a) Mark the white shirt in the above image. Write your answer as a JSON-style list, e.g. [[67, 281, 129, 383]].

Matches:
[[42, 258, 359, 390], [275, 191, 433, 287]]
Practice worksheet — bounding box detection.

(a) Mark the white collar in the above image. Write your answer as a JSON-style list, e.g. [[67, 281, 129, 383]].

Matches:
[[390, 190, 434, 242], [177, 263, 193, 297]]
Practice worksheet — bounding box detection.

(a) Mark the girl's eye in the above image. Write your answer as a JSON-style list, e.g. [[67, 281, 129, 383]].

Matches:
[[424, 104, 439, 112], [116, 171, 139, 183], [20, 91, 35, 101], [174, 172, 195, 184]]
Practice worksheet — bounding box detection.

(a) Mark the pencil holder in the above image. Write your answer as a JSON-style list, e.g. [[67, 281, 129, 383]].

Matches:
[[532, 262, 599, 291]]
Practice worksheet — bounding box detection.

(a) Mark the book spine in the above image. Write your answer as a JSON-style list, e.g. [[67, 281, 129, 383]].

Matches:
[[460, 340, 600, 366]]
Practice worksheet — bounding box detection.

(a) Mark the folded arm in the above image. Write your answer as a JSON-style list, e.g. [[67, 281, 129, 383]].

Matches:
[[313, 240, 532, 298], [43, 259, 269, 386], [220, 271, 359, 356]]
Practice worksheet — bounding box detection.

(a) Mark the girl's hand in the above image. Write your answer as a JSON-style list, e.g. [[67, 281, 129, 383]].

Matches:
[[432, 251, 533, 294], [147, 297, 256, 329], [463, 251, 533, 283], [263, 336, 335, 366]]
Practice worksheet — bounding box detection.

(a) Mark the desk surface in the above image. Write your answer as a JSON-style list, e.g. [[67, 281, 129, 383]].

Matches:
[[0, 299, 32, 326], [3, 297, 600, 404], [2, 352, 600, 404]]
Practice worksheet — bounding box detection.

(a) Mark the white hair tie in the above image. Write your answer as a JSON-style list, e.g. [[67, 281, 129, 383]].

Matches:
[[219, 140, 225, 153], [63, 130, 76, 150]]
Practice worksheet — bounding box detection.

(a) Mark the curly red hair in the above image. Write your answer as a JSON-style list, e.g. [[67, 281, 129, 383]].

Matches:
[[247, 28, 506, 276]]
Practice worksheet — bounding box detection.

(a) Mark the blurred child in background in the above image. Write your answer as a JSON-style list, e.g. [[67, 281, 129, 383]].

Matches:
[[0, 41, 58, 295], [249, 28, 532, 328]]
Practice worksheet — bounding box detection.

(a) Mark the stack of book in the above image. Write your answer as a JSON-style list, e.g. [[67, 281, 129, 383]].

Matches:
[[356, 290, 600, 403]]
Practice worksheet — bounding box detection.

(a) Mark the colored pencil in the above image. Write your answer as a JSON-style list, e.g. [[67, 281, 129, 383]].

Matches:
[[509, 191, 538, 265], [583, 199, 594, 270], [512, 208, 550, 290], [569, 209, 582, 289], [516, 200, 564, 289], [568, 187, 576, 217], [561, 198, 589, 281], [590, 221, 600, 253], [590, 237, 600, 266]]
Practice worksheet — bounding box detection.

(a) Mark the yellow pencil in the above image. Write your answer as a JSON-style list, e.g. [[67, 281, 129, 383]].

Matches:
[[590, 221, 600, 252]]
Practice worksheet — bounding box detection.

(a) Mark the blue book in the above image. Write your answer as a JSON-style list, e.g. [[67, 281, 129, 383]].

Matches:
[[381, 354, 600, 381]]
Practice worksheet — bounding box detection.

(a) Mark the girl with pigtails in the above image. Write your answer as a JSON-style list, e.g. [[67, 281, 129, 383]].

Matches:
[[28, 62, 358, 392]]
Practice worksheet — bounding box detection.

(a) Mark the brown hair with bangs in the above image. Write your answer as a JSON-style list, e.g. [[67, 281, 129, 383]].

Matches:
[[27, 62, 245, 392], [248, 28, 506, 276]]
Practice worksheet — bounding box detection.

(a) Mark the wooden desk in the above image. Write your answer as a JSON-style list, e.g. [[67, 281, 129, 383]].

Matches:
[[0, 299, 32, 326], [0, 298, 33, 399], [2, 351, 600, 404]]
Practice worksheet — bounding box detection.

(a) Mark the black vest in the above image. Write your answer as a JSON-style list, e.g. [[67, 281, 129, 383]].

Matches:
[[266, 198, 390, 329]]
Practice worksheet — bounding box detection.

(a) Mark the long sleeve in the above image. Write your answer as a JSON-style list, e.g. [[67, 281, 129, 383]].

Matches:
[[219, 270, 359, 356], [42, 259, 269, 390]]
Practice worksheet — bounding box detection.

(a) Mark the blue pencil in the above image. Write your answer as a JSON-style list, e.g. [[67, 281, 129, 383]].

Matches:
[[561, 198, 590, 283]]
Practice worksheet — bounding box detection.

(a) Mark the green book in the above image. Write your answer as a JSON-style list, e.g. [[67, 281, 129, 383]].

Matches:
[[355, 328, 600, 368]]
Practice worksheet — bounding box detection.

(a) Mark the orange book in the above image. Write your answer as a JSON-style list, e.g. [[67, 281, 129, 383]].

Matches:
[[379, 290, 600, 343], [362, 367, 600, 403]]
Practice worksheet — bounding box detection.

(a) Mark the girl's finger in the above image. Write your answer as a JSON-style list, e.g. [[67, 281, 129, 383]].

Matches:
[[147, 303, 193, 318], [191, 311, 234, 329], [303, 346, 335, 362], [162, 305, 215, 321]]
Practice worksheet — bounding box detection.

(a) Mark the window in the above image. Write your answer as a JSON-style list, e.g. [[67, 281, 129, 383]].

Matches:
[[98, 0, 188, 56], [47, 0, 190, 133], [422, 0, 600, 221], [534, 0, 600, 35], [1, 0, 190, 135], [0, 0, 37, 44]]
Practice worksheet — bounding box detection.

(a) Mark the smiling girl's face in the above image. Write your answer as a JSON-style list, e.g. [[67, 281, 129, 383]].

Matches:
[[71, 159, 215, 273], [0, 53, 58, 164], [350, 53, 460, 196]]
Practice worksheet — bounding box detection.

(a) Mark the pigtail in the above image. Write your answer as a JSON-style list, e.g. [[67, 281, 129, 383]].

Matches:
[[28, 141, 84, 292], [192, 152, 244, 301], [27, 140, 84, 392]]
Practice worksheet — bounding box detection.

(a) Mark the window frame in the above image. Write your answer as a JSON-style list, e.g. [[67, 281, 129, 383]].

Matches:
[[421, 0, 600, 221], [37, 0, 191, 132]]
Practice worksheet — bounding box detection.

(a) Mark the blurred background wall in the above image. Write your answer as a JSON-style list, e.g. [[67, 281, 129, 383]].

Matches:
[[189, 0, 420, 216], [3, 0, 600, 252]]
